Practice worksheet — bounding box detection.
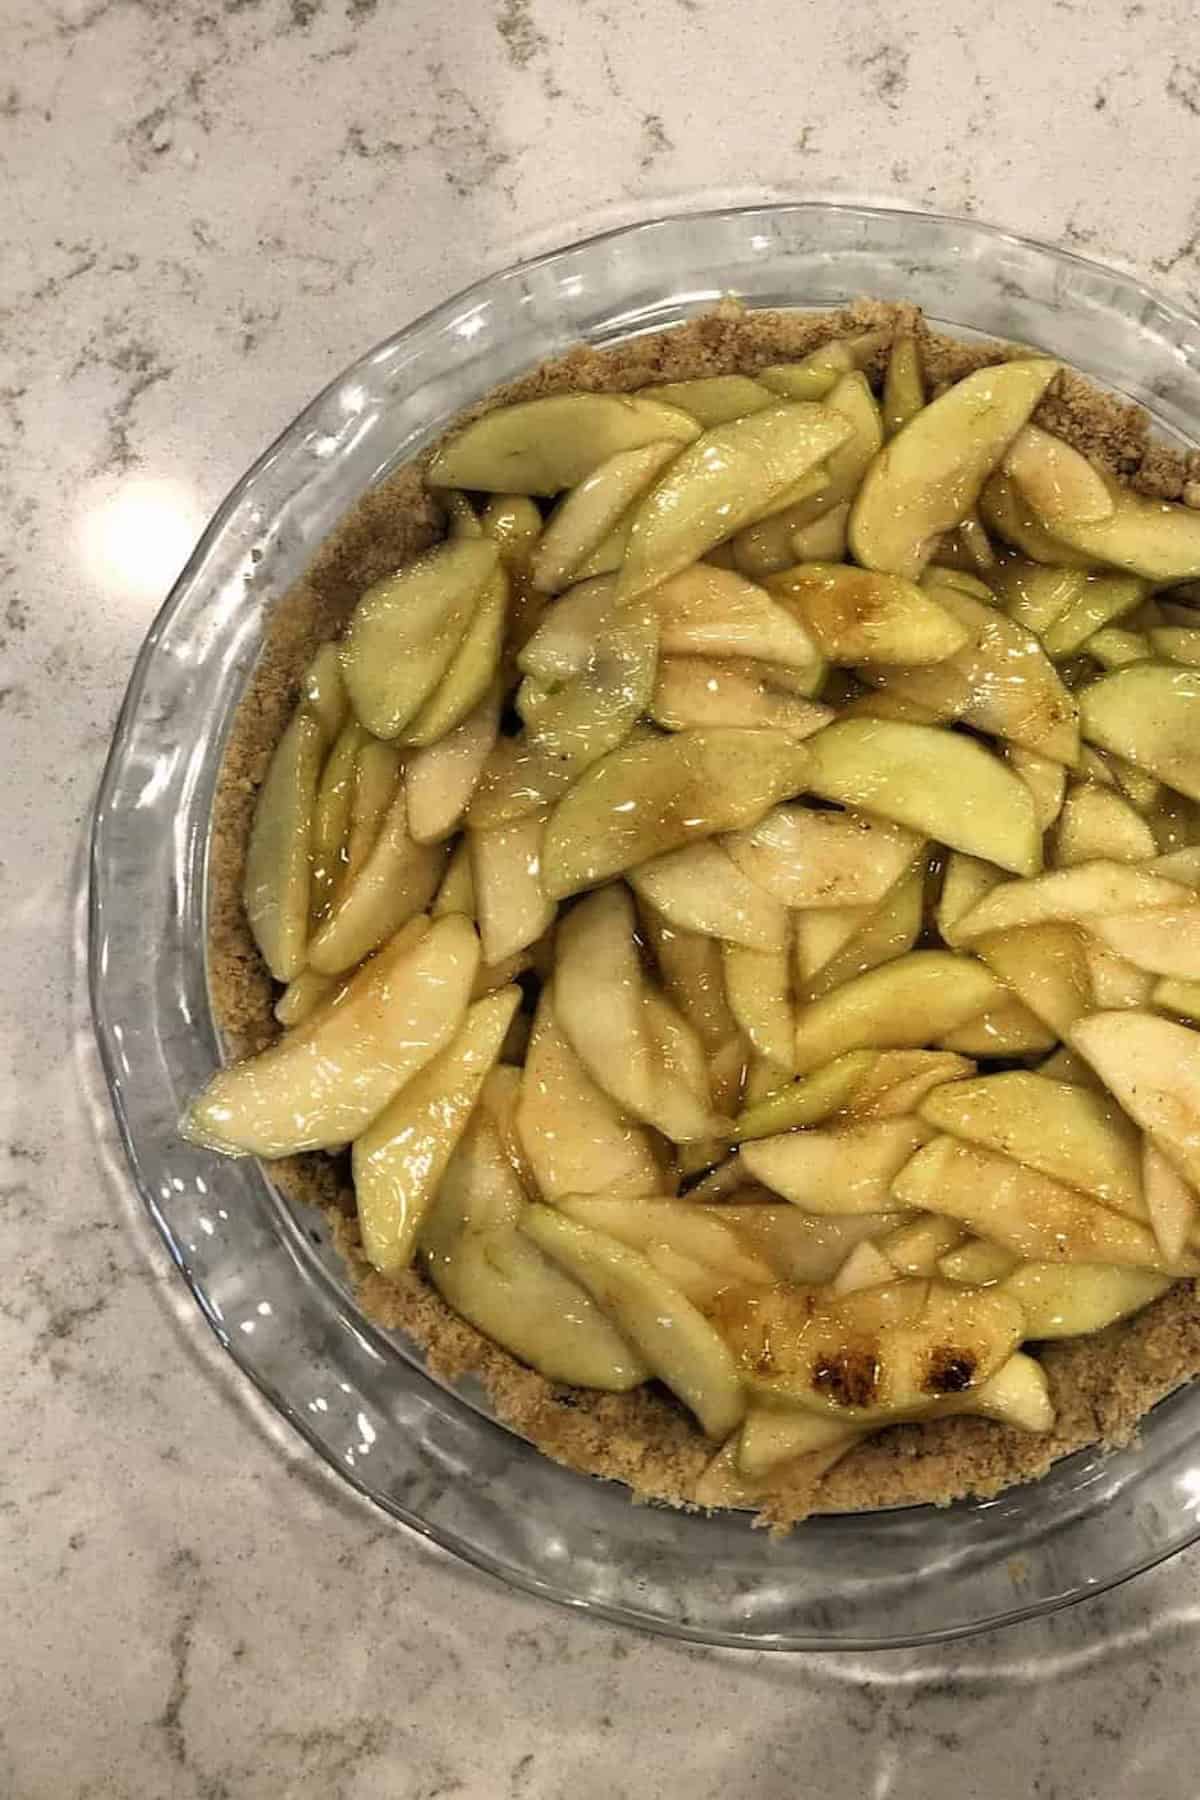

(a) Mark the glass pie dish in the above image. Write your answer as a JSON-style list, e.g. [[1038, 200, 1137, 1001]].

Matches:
[[90, 201, 1200, 1650]]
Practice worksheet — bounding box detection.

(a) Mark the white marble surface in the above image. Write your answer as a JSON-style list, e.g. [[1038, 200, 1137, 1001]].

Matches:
[[5, 0, 1200, 1791]]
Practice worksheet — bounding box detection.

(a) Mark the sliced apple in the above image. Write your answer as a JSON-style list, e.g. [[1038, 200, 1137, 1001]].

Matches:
[[849, 359, 1058, 578], [1150, 627, 1200, 667], [725, 804, 922, 910], [946, 1352, 1054, 1432], [432, 838, 476, 919], [521, 1206, 746, 1438], [999, 1262, 1172, 1339], [1087, 627, 1152, 670], [1083, 941, 1154, 1010], [979, 471, 1100, 568], [638, 909, 741, 1054], [479, 493, 543, 563], [309, 719, 368, 923], [740, 1118, 929, 1215], [803, 719, 1042, 876], [952, 861, 1192, 941], [722, 942, 795, 1071], [1053, 784, 1157, 868], [788, 501, 851, 565], [405, 681, 501, 845], [938, 1239, 1019, 1285], [792, 950, 1002, 1075], [1142, 1139, 1197, 1267], [517, 575, 616, 686], [340, 538, 499, 739], [938, 1000, 1056, 1057], [420, 1112, 648, 1389], [1040, 574, 1147, 660], [1006, 747, 1067, 832], [273, 967, 337, 1030], [530, 439, 680, 593], [801, 860, 926, 1001], [1081, 664, 1200, 802], [918, 1070, 1145, 1214], [732, 1050, 878, 1141], [991, 558, 1089, 637], [242, 706, 324, 982], [183, 914, 477, 1157], [542, 727, 810, 899], [308, 785, 446, 976], [893, 1135, 1184, 1271], [476, 1064, 538, 1195], [353, 986, 520, 1272], [339, 739, 403, 892], [792, 907, 872, 985], [758, 330, 889, 400], [515, 988, 665, 1201], [1003, 424, 1115, 527], [617, 404, 853, 599], [710, 1277, 1025, 1422], [641, 375, 775, 426], [1153, 976, 1200, 1023], [427, 392, 699, 495], [938, 852, 1005, 948], [972, 920, 1093, 1038], [736, 1407, 866, 1480], [1031, 475, 1200, 581], [402, 564, 508, 749], [842, 1050, 974, 1121], [1071, 1010, 1200, 1192], [650, 656, 833, 737], [879, 1214, 965, 1277], [768, 563, 968, 666], [630, 841, 788, 950], [644, 563, 822, 670], [470, 812, 555, 964], [1088, 907, 1200, 978], [555, 884, 724, 1142], [882, 332, 923, 437], [718, 1203, 906, 1284], [301, 642, 349, 745], [558, 1197, 776, 1291]]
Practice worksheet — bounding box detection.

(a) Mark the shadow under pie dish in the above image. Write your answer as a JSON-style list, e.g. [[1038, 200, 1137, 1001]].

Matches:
[[91, 210, 1200, 1648], [193, 290, 1200, 1531]]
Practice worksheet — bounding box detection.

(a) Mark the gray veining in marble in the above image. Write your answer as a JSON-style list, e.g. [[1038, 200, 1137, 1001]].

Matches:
[[4, 0, 1200, 1793]]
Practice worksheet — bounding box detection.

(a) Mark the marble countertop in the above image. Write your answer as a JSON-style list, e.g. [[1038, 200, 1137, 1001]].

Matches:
[[5, 0, 1200, 1791]]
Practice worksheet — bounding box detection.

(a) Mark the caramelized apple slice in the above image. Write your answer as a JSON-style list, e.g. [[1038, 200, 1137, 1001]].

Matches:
[[353, 986, 520, 1272], [183, 914, 477, 1157], [972, 920, 1093, 1038], [242, 706, 324, 982], [768, 563, 968, 665], [522, 1206, 746, 1438], [427, 392, 699, 494], [849, 359, 1058, 578]]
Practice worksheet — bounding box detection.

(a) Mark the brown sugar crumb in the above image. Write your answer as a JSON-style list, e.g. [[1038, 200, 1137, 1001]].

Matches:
[[206, 301, 1200, 1534]]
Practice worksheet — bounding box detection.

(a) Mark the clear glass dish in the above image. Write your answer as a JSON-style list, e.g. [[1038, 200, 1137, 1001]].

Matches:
[[90, 202, 1200, 1650]]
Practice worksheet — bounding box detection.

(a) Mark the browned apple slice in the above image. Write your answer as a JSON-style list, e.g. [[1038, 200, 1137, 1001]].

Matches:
[[767, 563, 968, 665], [972, 920, 1093, 1038]]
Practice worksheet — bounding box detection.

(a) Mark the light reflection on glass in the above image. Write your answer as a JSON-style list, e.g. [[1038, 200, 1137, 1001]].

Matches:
[[79, 476, 203, 604]]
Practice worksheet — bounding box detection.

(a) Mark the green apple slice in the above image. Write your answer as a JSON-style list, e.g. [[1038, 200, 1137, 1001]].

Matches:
[[405, 681, 501, 845], [308, 783, 446, 975], [309, 719, 369, 923], [630, 841, 789, 950], [301, 642, 349, 745], [529, 440, 680, 593], [1053, 784, 1156, 867], [803, 718, 1042, 876], [849, 359, 1058, 578], [767, 562, 968, 665], [1032, 476, 1200, 581], [640, 375, 775, 426], [470, 811, 555, 964], [952, 860, 1192, 941], [800, 862, 926, 1001], [722, 943, 795, 1071], [1143, 1139, 1196, 1265], [725, 803, 922, 909], [242, 706, 324, 982], [617, 404, 853, 600], [882, 333, 924, 438], [938, 999, 1055, 1057], [353, 986, 520, 1272], [341, 539, 499, 739], [521, 1205, 746, 1439], [792, 950, 1002, 1076], [757, 330, 889, 400], [979, 471, 1100, 567], [542, 727, 810, 899], [1002, 424, 1115, 526], [420, 1112, 648, 1389], [427, 392, 699, 495], [638, 908, 741, 1054], [183, 913, 478, 1157], [1080, 663, 1200, 801], [402, 563, 508, 747], [740, 1117, 930, 1215], [645, 563, 822, 670]]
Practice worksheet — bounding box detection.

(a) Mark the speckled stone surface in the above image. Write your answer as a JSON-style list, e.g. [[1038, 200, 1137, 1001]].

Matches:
[[5, 0, 1200, 1793]]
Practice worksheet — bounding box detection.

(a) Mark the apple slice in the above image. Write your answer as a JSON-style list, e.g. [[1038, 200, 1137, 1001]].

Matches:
[[952, 861, 1192, 941], [401, 564, 508, 748], [530, 440, 680, 593], [792, 951, 1002, 1075], [521, 1206, 746, 1438], [1002, 424, 1115, 526], [650, 657, 833, 737], [849, 359, 1058, 578], [992, 558, 1088, 637], [882, 332, 923, 437], [741, 1117, 929, 1214], [555, 885, 724, 1142], [803, 719, 1042, 876], [630, 841, 788, 950], [420, 1113, 648, 1389], [1083, 941, 1154, 1010], [801, 861, 926, 1001], [542, 727, 810, 899], [1070, 1010, 1200, 1192], [644, 563, 822, 670], [1040, 574, 1147, 659], [1151, 626, 1200, 666], [948, 1353, 1054, 1432], [1088, 907, 1200, 978], [301, 642, 349, 745], [427, 392, 699, 494], [792, 907, 872, 985], [918, 1070, 1145, 1215], [1154, 976, 1200, 1022], [736, 1408, 865, 1480], [339, 739, 403, 893], [972, 921, 1093, 1038], [432, 839, 476, 920], [1032, 476, 1200, 581], [710, 1277, 1025, 1422], [273, 968, 337, 1030], [405, 682, 501, 845], [894, 1135, 1184, 1271], [938, 1000, 1056, 1057], [979, 471, 1100, 568], [309, 719, 369, 923], [758, 330, 890, 400], [1086, 627, 1152, 670], [938, 852, 1005, 948], [830, 1238, 897, 1294], [725, 803, 923, 909], [340, 539, 499, 739], [768, 562, 968, 665], [938, 1239, 1019, 1285], [1006, 747, 1067, 832], [517, 575, 616, 686], [480, 492, 543, 562], [638, 909, 741, 1053], [841, 1050, 974, 1121], [733, 1049, 878, 1141], [470, 812, 555, 965], [1081, 664, 1200, 802], [308, 784, 446, 976], [516, 988, 665, 1201], [183, 914, 477, 1157], [242, 706, 324, 982], [558, 1197, 776, 1291], [617, 403, 853, 599], [718, 1203, 906, 1283], [722, 943, 795, 1070], [999, 1262, 1172, 1339], [642, 375, 775, 425], [1054, 785, 1157, 867], [879, 1214, 965, 1278], [353, 986, 520, 1272], [1143, 1139, 1197, 1266]]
